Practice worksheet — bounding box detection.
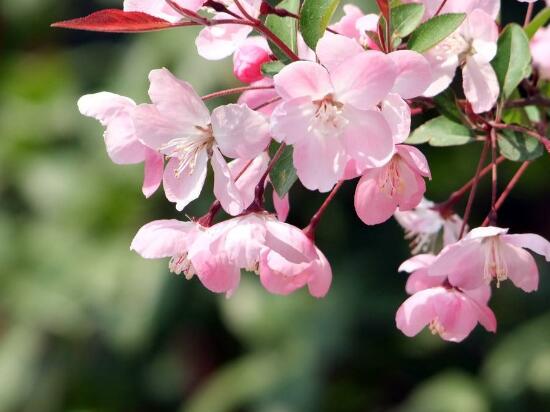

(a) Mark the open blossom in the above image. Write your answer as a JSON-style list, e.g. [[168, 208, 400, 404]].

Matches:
[[429, 227, 550, 292], [124, 0, 207, 22], [78, 92, 164, 198], [394, 198, 464, 254], [233, 37, 272, 83], [396, 285, 496, 342], [196, 0, 262, 60], [354, 145, 431, 226], [133, 68, 270, 213], [401, 0, 500, 20], [271, 33, 400, 192], [399, 253, 444, 294], [423, 9, 500, 114], [531, 27, 550, 80], [187, 213, 332, 297]]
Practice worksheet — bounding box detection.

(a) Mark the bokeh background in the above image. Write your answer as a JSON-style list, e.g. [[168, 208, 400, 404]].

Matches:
[[1, 0, 550, 411]]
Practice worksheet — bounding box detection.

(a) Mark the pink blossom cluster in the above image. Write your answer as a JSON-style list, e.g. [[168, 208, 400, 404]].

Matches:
[[62, 0, 550, 343]]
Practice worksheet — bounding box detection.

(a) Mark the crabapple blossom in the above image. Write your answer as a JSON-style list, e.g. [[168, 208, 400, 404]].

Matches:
[[132, 68, 270, 213], [233, 37, 272, 84], [196, 0, 262, 60], [124, 0, 206, 22], [429, 227, 550, 292], [187, 213, 332, 297], [354, 145, 431, 226], [396, 285, 497, 342], [423, 9, 500, 113], [531, 27, 550, 80], [394, 198, 464, 254], [78, 92, 164, 198]]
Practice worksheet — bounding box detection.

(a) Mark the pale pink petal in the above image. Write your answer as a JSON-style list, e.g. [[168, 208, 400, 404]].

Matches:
[[307, 248, 333, 298], [461, 10, 498, 64], [211, 103, 270, 159], [462, 58, 499, 114], [264, 220, 317, 264], [211, 147, 246, 216], [330, 4, 364, 40], [230, 152, 269, 210], [406, 270, 446, 294], [399, 254, 437, 273], [196, 18, 254, 60], [331, 51, 398, 109], [78, 92, 135, 126], [148, 68, 210, 127], [192, 250, 242, 296], [259, 248, 309, 295], [433, 291, 480, 342], [501, 233, 550, 261], [390, 50, 433, 99], [463, 284, 492, 305], [273, 191, 290, 222], [354, 170, 398, 225], [395, 158, 426, 211], [422, 52, 459, 97], [382, 94, 411, 144], [238, 78, 279, 115], [341, 106, 395, 170], [124, 0, 185, 22], [142, 148, 164, 198], [316, 32, 363, 72], [356, 14, 380, 49], [163, 152, 208, 211], [233, 36, 271, 83], [130, 219, 197, 259], [501, 242, 540, 292], [466, 226, 508, 240], [273, 61, 334, 101], [396, 287, 440, 337], [270, 97, 317, 145], [397, 145, 431, 178]]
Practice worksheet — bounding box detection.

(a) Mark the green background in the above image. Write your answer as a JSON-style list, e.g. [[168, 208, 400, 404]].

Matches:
[[0, 0, 549, 411]]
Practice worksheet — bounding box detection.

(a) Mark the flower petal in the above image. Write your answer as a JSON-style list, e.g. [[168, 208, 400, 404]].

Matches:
[[274, 61, 334, 101], [462, 58, 499, 114], [142, 148, 164, 198], [390, 50, 433, 99], [130, 219, 198, 259], [163, 152, 208, 211]]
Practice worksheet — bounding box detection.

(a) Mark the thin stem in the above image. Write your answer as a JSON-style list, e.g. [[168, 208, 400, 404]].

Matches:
[[251, 96, 281, 111], [459, 140, 491, 238], [505, 96, 550, 109], [489, 122, 550, 154], [253, 23, 300, 61], [481, 162, 531, 226], [524, 2, 535, 27], [489, 127, 498, 224], [435, 0, 449, 16], [303, 181, 345, 239], [249, 143, 287, 211], [165, 0, 209, 24], [202, 85, 274, 101], [233, 0, 258, 22]]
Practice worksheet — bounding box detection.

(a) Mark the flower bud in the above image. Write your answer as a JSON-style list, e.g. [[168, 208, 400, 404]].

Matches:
[[233, 37, 271, 84]]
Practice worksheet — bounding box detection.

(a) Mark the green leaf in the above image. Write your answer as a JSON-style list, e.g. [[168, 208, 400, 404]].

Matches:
[[432, 89, 464, 125], [491, 24, 531, 99], [498, 130, 543, 162], [300, 0, 341, 50], [391, 3, 425, 39], [265, 0, 300, 63], [407, 116, 474, 146], [525, 7, 550, 39], [269, 144, 297, 197], [261, 61, 285, 77], [408, 13, 466, 53]]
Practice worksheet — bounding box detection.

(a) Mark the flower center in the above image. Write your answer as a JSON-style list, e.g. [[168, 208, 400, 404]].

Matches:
[[483, 237, 508, 287], [429, 318, 445, 337], [309, 94, 348, 136], [435, 32, 474, 63], [169, 253, 195, 279], [160, 125, 214, 177], [378, 157, 402, 197]]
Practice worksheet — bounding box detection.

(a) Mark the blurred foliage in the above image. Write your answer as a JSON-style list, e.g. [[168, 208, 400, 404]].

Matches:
[[0, 1, 549, 411]]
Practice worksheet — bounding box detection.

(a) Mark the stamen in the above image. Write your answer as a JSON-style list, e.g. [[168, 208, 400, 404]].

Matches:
[[483, 237, 508, 285], [429, 318, 445, 336], [169, 253, 195, 279], [309, 94, 348, 136]]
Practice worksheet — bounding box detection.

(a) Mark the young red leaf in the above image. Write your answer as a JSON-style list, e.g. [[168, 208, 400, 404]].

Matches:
[[51, 9, 182, 33], [376, 0, 390, 20]]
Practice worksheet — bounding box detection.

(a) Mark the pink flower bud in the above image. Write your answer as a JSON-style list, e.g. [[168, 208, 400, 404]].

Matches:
[[233, 37, 271, 84]]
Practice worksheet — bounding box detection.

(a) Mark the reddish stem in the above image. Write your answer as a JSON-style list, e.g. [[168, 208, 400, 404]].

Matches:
[[524, 2, 535, 27], [489, 122, 550, 154], [489, 128, 498, 224], [481, 162, 531, 226], [249, 143, 287, 211], [435, 0, 450, 16], [202, 85, 274, 101], [303, 181, 345, 240]]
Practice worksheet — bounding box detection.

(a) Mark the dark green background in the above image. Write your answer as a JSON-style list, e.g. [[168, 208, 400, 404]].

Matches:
[[0, 1, 549, 411]]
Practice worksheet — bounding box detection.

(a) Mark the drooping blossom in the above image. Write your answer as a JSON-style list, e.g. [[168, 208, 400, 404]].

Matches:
[[133, 68, 270, 213], [422, 9, 500, 114], [124, 0, 207, 22], [429, 227, 550, 292], [354, 145, 431, 226], [271, 33, 400, 192], [395, 285, 497, 342], [187, 213, 332, 297], [401, 0, 500, 20], [78, 92, 164, 198], [233, 36, 272, 83], [399, 253, 444, 294], [196, 0, 263, 60], [531, 27, 550, 80], [394, 198, 464, 254]]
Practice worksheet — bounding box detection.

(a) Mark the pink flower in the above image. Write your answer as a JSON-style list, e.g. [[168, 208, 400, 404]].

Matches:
[[196, 0, 262, 60], [429, 227, 550, 292], [133, 68, 270, 213], [131, 219, 204, 277], [188, 213, 332, 297], [233, 36, 272, 83], [78, 92, 164, 198], [401, 0, 500, 21], [354, 145, 431, 226], [531, 27, 550, 80], [394, 198, 464, 254], [271, 34, 399, 192], [396, 285, 497, 342], [399, 253, 445, 294], [124, 0, 206, 22], [423, 9, 500, 114], [238, 78, 279, 115]]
